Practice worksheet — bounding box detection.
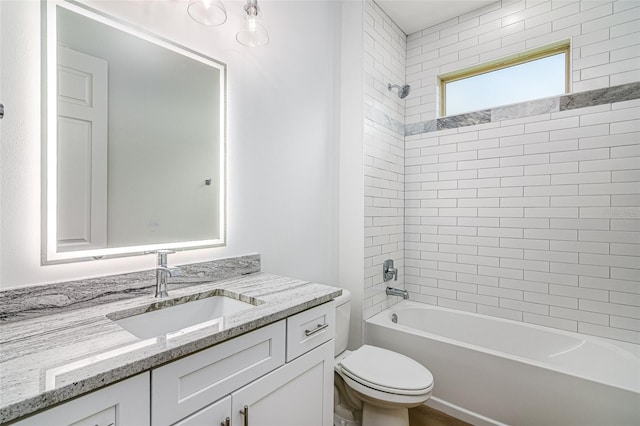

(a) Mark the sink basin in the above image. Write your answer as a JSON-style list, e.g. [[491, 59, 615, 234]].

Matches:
[[111, 296, 255, 339]]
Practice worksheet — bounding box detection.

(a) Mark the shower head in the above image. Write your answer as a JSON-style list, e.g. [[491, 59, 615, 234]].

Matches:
[[388, 83, 411, 99]]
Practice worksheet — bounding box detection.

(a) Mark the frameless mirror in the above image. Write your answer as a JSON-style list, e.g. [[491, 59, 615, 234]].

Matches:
[[43, 1, 226, 264]]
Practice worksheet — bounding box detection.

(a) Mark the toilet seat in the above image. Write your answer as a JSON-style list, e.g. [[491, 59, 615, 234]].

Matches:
[[333, 290, 433, 425], [337, 345, 433, 399]]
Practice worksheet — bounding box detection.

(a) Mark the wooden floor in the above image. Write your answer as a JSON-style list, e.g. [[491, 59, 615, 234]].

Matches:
[[408, 405, 471, 426]]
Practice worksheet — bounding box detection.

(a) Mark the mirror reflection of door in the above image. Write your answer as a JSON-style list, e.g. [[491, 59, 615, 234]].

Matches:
[[56, 46, 108, 251]]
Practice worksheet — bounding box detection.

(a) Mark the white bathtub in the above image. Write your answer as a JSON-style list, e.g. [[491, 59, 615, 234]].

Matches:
[[366, 302, 640, 426]]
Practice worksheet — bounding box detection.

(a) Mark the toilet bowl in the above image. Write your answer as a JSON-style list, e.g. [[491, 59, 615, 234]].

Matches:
[[333, 290, 433, 426]]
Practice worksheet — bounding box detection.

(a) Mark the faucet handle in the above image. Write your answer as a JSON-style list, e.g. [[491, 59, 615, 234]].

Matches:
[[145, 249, 176, 266], [144, 249, 176, 255], [156, 265, 181, 277]]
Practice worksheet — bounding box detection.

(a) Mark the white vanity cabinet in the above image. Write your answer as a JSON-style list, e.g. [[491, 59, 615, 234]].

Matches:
[[158, 301, 336, 426], [11, 372, 150, 426]]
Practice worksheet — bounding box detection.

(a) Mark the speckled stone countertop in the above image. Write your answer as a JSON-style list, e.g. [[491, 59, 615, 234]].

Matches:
[[0, 271, 341, 424]]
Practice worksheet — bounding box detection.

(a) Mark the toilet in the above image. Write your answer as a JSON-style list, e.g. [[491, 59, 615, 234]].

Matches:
[[333, 290, 433, 426]]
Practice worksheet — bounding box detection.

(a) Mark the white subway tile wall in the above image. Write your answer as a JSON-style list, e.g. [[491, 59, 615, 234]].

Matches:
[[363, 1, 407, 319], [406, 0, 640, 122], [361, 1, 639, 341], [400, 1, 639, 343]]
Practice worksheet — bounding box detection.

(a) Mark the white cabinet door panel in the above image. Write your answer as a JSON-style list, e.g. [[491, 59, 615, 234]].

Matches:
[[232, 340, 334, 426], [171, 396, 231, 426], [12, 373, 149, 426]]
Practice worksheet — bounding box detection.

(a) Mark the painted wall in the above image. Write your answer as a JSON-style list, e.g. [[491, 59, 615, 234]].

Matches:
[[362, 0, 407, 319], [0, 0, 3, 284], [339, 0, 366, 349], [402, 0, 640, 343], [0, 0, 342, 289]]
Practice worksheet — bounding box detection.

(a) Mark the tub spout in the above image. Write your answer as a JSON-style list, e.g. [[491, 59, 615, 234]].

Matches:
[[386, 287, 409, 299]]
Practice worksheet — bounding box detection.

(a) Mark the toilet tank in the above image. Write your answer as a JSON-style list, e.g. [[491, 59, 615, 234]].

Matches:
[[334, 289, 351, 356]]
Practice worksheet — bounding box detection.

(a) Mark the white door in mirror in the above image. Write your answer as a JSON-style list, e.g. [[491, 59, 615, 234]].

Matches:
[[56, 46, 108, 252]]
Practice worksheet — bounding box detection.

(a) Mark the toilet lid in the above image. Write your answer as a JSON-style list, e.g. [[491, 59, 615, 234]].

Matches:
[[339, 345, 433, 394]]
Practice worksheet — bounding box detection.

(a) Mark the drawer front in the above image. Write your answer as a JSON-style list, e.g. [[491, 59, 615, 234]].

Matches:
[[152, 321, 285, 426], [286, 301, 335, 362]]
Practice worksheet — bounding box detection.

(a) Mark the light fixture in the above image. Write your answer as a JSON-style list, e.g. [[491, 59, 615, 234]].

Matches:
[[236, 0, 269, 47], [188, 0, 227, 26]]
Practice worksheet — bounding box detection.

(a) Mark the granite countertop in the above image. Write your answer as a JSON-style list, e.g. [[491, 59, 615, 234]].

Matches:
[[0, 272, 342, 424]]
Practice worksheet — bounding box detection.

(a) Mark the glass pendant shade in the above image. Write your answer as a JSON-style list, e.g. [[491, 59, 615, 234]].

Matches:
[[236, 14, 269, 47], [188, 0, 227, 26]]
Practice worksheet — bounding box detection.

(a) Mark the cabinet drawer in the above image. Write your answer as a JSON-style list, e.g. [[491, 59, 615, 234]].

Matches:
[[286, 301, 335, 362], [152, 321, 285, 426]]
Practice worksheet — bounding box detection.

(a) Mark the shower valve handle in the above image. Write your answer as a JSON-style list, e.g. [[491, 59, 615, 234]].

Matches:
[[383, 259, 398, 282]]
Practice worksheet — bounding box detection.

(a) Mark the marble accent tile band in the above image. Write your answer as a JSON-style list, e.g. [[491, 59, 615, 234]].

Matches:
[[405, 119, 436, 136], [437, 110, 491, 130], [560, 82, 640, 111], [406, 82, 640, 136], [364, 104, 405, 136], [0, 254, 260, 323], [491, 97, 559, 122]]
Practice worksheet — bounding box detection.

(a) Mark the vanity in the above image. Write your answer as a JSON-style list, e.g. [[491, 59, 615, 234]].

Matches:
[[0, 3, 341, 423], [0, 261, 341, 425]]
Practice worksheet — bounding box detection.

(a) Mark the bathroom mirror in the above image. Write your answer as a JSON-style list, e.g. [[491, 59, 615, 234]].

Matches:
[[42, 1, 226, 264]]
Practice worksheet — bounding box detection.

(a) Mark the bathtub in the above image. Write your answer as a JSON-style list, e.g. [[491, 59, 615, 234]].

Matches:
[[366, 301, 640, 426]]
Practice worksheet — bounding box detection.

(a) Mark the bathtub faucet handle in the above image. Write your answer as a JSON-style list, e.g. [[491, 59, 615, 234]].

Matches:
[[383, 259, 398, 282]]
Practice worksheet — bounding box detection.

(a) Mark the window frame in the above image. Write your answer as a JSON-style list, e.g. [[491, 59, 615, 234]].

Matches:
[[439, 41, 570, 117]]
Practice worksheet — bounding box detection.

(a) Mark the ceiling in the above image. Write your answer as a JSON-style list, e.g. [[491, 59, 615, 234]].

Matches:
[[376, 0, 497, 35]]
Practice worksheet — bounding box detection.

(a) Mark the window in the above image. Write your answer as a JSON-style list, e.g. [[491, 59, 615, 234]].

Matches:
[[440, 42, 569, 116]]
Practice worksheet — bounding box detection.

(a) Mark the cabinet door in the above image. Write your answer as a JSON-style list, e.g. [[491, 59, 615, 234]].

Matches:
[[12, 373, 149, 426], [231, 340, 334, 426], [172, 396, 231, 426]]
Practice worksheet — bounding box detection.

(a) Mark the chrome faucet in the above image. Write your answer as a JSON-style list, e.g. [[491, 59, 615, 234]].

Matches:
[[146, 250, 181, 298], [386, 287, 409, 299]]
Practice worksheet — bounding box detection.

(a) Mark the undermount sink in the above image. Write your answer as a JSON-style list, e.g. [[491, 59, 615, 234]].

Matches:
[[111, 295, 256, 339]]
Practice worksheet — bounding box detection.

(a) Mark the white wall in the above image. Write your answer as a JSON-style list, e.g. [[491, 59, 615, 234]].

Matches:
[[362, 0, 407, 319], [0, 0, 342, 289], [339, 0, 366, 348], [403, 0, 640, 344], [0, 0, 3, 283]]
